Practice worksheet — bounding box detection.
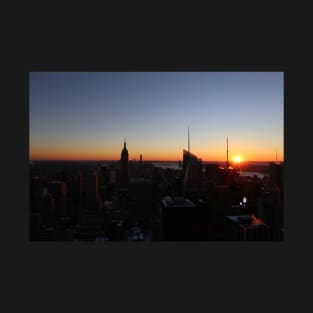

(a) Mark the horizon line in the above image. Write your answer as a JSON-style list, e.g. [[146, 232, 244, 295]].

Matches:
[[29, 159, 284, 163]]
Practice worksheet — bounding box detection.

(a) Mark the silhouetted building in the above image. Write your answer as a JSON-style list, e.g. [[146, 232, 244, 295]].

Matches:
[[84, 171, 101, 212], [49, 181, 67, 197], [205, 163, 219, 181], [128, 177, 154, 222], [225, 214, 271, 241], [268, 162, 284, 220], [41, 191, 56, 225], [269, 162, 283, 199], [160, 196, 208, 240], [120, 138, 129, 186], [109, 167, 117, 184], [72, 172, 83, 205], [182, 149, 203, 195], [48, 181, 68, 218], [269, 162, 282, 184]]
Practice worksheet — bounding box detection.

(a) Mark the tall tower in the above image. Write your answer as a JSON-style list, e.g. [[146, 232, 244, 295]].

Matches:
[[188, 125, 190, 152], [120, 137, 129, 185], [139, 154, 143, 166], [226, 136, 229, 169]]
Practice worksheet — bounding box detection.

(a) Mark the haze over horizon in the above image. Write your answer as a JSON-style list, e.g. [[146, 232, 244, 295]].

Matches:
[[30, 72, 284, 162]]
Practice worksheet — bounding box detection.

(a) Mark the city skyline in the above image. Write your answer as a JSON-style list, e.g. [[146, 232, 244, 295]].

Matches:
[[29, 72, 284, 162]]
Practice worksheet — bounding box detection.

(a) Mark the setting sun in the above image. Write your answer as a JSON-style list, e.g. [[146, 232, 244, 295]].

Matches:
[[233, 155, 241, 163]]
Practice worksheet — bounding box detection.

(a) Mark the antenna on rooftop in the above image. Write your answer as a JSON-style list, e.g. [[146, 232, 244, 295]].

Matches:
[[226, 136, 229, 168], [188, 125, 190, 152]]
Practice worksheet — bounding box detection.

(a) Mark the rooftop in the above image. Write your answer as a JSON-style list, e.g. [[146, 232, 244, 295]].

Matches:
[[226, 214, 269, 229], [130, 177, 152, 183], [162, 196, 196, 208]]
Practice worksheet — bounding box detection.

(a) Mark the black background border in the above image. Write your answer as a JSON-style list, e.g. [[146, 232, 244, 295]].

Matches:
[[3, 4, 311, 313]]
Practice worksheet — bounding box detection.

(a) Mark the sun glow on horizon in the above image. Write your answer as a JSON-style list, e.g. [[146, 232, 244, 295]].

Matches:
[[233, 155, 242, 163], [29, 150, 284, 162]]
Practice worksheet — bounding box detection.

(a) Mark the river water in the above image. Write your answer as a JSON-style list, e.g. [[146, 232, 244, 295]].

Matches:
[[153, 163, 267, 179], [239, 171, 266, 179]]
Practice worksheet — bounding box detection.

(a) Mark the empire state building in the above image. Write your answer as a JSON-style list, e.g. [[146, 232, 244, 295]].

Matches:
[[120, 138, 129, 185]]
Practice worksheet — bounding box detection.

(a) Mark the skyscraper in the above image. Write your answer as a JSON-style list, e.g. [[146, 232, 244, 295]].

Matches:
[[182, 126, 203, 196], [120, 138, 129, 186], [182, 149, 203, 192], [225, 214, 272, 241], [84, 170, 100, 212], [269, 162, 283, 190], [160, 196, 208, 241]]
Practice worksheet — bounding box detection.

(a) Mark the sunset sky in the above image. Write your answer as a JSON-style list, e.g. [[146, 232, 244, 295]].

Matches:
[[29, 72, 284, 162]]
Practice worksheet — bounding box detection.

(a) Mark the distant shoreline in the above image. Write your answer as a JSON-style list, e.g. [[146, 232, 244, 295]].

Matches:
[[30, 160, 282, 176], [30, 160, 283, 164]]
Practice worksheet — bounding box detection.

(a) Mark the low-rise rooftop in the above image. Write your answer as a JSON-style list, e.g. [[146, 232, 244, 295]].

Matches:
[[161, 196, 196, 208]]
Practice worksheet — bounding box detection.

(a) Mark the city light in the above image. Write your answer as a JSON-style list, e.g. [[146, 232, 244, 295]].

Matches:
[[242, 196, 247, 207]]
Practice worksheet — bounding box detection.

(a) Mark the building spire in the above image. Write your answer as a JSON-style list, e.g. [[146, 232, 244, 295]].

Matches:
[[226, 136, 229, 168], [188, 125, 190, 152], [124, 136, 126, 148]]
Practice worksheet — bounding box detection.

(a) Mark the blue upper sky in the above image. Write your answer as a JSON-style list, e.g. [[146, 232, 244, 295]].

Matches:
[[29, 72, 284, 161]]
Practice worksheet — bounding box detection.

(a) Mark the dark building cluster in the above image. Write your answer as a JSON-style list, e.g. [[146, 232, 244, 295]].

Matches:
[[30, 137, 284, 242]]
